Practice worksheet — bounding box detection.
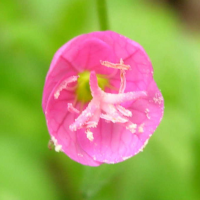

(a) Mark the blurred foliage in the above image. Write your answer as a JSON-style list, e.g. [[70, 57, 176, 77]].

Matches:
[[0, 0, 200, 199]]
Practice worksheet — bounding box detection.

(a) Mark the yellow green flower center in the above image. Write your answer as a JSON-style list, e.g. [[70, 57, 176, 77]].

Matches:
[[75, 71, 109, 103]]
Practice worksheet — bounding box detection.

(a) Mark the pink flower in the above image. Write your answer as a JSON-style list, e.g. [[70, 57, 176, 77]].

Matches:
[[42, 31, 164, 166]]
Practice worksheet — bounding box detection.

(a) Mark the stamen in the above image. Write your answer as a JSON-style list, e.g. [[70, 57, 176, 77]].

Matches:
[[101, 91, 147, 104], [100, 113, 128, 123], [100, 59, 130, 70], [116, 105, 132, 117], [68, 103, 80, 114], [119, 69, 126, 93], [54, 75, 79, 99], [85, 121, 98, 128], [69, 99, 100, 132]]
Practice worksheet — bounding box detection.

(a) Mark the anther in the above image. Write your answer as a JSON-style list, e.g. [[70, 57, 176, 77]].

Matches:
[[100, 59, 130, 70], [54, 75, 79, 99]]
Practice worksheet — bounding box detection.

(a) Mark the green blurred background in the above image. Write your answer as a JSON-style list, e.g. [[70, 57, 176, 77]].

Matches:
[[1, 0, 200, 199]]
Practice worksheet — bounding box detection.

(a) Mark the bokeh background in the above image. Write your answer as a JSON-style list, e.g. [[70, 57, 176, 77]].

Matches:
[[1, 0, 200, 199]]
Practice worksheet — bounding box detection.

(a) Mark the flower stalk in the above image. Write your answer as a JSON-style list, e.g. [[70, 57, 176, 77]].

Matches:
[[96, 0, 109, 30]]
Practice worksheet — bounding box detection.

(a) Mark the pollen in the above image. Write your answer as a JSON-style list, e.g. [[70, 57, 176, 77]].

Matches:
[[138, 123, 144, 133], [51, 136, 63, 152], [86, 130, 94, 141], [153, 93, 164, 104], [126, 123, 137, 133]]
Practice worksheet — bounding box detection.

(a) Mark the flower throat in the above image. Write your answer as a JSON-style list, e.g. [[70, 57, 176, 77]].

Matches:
[[75, 71, 109, 103], [53, 59, 147, 142]]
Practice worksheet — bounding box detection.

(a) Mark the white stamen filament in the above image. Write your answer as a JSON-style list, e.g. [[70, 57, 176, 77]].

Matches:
[[68, 103, 80, 114], [100, 58, 130, 70], [116, 105, 132, 117], [54, 76, 79, 99]]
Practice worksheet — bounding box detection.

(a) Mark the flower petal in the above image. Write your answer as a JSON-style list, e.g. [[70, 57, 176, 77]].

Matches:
[[45, 75, 101, 166], [77, 80, 163, 164], [42, 35, 86, 111], [62, 36, 118, 76]]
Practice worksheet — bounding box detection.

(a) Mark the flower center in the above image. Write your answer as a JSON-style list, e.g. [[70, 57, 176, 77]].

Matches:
[[75, 71, 109, 103], [53, 59, 147, 142], [69, 59, 147, 142]]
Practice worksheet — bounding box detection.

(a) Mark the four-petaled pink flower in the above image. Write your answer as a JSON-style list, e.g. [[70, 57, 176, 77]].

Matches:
[[42, 31, 164, 166]]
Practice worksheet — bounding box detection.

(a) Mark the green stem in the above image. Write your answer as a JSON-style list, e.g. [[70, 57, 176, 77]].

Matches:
[[96, 0, 109, 30]]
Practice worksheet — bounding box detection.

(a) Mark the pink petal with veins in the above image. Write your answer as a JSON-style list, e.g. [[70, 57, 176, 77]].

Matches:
[[45, 75, 102, 166], [42, 31, 164, 166]]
